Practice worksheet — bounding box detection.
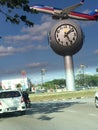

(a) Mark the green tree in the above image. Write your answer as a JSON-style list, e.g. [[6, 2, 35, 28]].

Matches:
[[75, 74, 98, 87], [0, 0, 37, 26], [0, 85, 2, 90], [43, 79, 66, 90]]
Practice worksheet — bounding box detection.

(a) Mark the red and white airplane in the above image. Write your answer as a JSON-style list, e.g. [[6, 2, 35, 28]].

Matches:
[[30, 0, 98, 21]]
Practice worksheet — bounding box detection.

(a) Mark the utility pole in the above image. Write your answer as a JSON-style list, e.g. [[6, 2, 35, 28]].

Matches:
[[80, 64, 87, 86], [41, 68, 46, 86]]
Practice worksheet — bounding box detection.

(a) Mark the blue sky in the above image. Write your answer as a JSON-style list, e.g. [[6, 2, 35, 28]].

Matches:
[[0, 0, 98, 84]]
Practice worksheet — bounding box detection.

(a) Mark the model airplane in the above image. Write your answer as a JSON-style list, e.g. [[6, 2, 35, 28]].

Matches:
[[30, 0, 98, 21]]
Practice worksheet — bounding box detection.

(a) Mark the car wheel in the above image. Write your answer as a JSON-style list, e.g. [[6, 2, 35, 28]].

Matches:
[[20, 111, 26, 115], [95, 97, 98, 108]]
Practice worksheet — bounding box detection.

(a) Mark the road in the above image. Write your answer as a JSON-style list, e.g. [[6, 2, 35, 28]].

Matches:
[[0, 98, 98, 130]]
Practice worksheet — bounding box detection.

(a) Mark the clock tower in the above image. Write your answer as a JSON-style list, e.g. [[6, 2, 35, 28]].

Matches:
[[48, 20, 84, 91]]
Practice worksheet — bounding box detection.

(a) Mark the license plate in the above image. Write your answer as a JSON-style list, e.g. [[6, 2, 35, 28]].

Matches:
[[10, 107, 17, 110]]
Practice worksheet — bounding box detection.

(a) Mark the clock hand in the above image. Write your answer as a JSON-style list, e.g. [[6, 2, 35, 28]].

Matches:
[[64, 34, 73, 44], [67, 35, 72, 43], [64, 28, 74, 38], [66, 28, 74, 35], [64, 32, 67, 38]]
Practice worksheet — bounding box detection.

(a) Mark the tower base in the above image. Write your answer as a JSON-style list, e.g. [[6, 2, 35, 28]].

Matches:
[[64, 55, 75, 91]]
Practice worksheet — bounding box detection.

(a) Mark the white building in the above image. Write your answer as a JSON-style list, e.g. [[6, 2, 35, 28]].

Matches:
[[1, 77, 29, 90]]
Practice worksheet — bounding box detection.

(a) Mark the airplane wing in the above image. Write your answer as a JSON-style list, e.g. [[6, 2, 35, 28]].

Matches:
[[62, 0, 84, 14]]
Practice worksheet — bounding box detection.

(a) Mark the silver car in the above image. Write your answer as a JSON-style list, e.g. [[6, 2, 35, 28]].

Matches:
[[0, 90, 26, 115]]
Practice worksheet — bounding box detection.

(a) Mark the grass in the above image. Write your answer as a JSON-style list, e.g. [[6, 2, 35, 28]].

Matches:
[[29, 88, 98, 102]]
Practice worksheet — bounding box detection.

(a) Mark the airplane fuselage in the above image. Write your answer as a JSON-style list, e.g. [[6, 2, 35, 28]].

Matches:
[[69, 12, 97, 21], [31, 4, 98, 21], [32, 5, 61, 15], [32, 5, 53, 14]]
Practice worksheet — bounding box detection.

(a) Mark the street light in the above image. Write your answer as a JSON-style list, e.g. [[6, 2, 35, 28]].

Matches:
[[41, 68, 46, 86], [80, 64, 87, 86], [96, 68, 98, 72]]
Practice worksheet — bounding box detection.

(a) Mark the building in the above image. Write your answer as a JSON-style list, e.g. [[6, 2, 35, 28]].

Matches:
[[1, 77, 29, 90]]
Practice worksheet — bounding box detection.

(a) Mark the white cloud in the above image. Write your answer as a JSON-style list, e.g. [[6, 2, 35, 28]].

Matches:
[[35, 45, 49, 50], [0, 46, 15, 56], [0, 44, 49, 57], [4, 34, 30, 44], [1, 16, 53, 57], [26, 62, 47, 68], [94, 50, 98, 54], [4, 15, 54, 44]]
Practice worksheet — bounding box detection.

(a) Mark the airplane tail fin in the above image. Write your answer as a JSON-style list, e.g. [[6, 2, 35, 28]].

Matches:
[[89, 8, 98, 15], [89, 8, 98, 20], [80, 0, 85, 5]]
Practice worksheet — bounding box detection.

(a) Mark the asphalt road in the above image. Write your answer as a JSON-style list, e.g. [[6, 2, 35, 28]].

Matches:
[[0, 98, 98, 130]]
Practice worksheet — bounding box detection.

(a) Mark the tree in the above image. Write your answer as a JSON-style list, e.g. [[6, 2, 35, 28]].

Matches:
[[0, 0, 37, 27], [75, 74, 98, 87], [0, 85, 2, 90], [43, 79, 66, 90]]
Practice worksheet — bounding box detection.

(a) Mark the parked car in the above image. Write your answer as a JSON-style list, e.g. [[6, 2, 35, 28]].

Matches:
[[0, 90, 26, 115], [95, 91, 98, 108]]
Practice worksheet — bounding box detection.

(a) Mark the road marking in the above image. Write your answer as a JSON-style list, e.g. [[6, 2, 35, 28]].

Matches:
[[67, 110, 77, 113], [89, 113, 98, 117]]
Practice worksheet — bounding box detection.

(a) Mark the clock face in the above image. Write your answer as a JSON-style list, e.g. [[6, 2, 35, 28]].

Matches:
[[55, 24, 78, 46]]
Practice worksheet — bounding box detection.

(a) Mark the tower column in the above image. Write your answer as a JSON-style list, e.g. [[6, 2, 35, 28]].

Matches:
[[64, 55, 75, 91]]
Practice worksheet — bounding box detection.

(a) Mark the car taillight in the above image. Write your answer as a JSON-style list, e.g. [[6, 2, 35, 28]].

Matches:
[[21, 97, 24, 103]]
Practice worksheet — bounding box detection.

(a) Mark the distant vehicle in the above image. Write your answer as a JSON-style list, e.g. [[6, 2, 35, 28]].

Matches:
[[30, 0, 98, 21], [0, 90, 26, 115], [95, 92, 98, 108]]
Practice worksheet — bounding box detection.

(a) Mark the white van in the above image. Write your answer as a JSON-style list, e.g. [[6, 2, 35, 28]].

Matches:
[[0, 90, 26, 115]]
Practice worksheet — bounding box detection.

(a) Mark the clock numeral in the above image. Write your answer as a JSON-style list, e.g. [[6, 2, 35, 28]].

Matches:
[[64, 25, 67, 28], [58, 38, 60, 42], [66, 42, 69, 46], [74, 33, 77, 36], [73, 37, 75, 41], [61, 41, 63, 44], [56, 30, 60, 33], [55, 24, 78, 47], [56, 34, 58, 37], [69, 26, 72, 29]]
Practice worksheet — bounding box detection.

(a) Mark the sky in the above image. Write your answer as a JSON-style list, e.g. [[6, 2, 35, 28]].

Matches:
[[0, 0, 98, 84]]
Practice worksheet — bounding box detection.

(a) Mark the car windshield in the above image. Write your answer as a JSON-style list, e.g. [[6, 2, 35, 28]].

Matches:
[[0, 91, 21, 98]]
